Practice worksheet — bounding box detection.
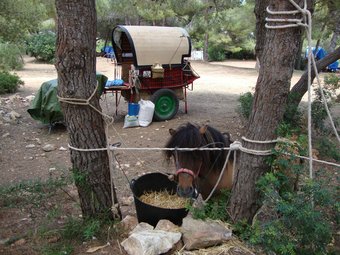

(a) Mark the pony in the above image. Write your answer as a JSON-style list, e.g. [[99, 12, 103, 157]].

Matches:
[[164, 122, 235, 199]]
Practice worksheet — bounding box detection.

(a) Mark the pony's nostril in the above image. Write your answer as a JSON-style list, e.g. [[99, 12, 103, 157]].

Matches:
[[177, 186, 195, 198]]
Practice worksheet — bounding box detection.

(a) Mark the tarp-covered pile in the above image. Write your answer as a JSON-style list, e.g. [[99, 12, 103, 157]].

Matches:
[[27, 74, 108, 125]]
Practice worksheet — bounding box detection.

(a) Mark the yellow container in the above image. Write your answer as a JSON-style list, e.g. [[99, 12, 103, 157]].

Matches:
[[151, 63, 164, 78]]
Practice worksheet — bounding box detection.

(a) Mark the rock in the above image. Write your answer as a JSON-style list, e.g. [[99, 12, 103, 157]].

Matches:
[[155, 220, 184, 254], [155, 219, 180, 232], [25, 95, 35, 102], [121, 229, 181, 255], [42, 144, 56, 152], [130, 222, 154, 234], [252, 191, 280, 227], [121, 215, 138, 232], [59, 146, 67, 151], [0, 238, 10, 245], [13, 238, 26, 245], [181, 216, 232, 250], [2, 115, 12, 123], [121, 195, 134, 206], [8, 110, 21, 120], [2, 132, 10, 138], [25, 144, 36, 148]]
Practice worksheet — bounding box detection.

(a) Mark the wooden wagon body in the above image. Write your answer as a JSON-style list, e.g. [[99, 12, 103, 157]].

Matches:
[[105, 25, 199, 121]]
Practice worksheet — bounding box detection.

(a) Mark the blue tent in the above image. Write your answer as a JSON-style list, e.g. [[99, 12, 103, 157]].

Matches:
[[101, 45, 115, 59], [305, 47, 339, 72]]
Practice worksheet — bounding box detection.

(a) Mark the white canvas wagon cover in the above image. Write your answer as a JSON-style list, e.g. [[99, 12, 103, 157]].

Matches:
[[112, 25, 191, 67]]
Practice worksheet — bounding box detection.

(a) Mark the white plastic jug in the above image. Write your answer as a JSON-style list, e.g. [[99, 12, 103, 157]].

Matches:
[[138, 100, 155, 127]]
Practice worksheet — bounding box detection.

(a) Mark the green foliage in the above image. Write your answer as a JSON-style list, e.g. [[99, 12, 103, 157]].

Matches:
[[72, 168, 90, 191], [237, 92, 253, 119], [208, 45, 226, 61], [225, 50, 255, 60], [315, 136, 340, 161], [186, 189, 230, 221], [311, 74, 339, 131], [275, 122, 301, 138], [238, 172, 336, 255], [0, 173, 72, 208], [0, 169, 121, 254], [41, 243, 74, 255], [38, 216, 121, 255], [284, 92, 303, 127], [0, 71, 24, 94], [0, 42, 24, 71], [26, 32, 56, 63], [0, 0, 47, 43]]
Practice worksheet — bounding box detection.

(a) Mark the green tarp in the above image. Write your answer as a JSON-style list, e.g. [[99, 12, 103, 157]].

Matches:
[[27, 74, 108, 125]]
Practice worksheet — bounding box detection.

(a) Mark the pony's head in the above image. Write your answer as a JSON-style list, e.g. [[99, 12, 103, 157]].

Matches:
[[164, 123, 232, 198]]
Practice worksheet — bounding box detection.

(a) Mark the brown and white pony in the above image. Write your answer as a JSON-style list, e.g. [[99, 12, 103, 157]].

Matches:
[[164, 123, 235, 199]]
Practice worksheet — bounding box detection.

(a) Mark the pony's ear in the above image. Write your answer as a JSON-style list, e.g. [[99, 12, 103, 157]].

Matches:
[[199, 125, 208, 135], [169, 128, 176, 136]]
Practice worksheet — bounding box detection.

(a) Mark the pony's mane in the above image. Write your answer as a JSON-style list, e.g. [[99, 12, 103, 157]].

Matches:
[[164, 122, 233, 173]]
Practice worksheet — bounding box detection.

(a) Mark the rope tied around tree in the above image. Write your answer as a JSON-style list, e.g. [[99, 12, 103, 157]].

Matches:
[[264, 0, 339, 191], [57, 82, 120, 218]]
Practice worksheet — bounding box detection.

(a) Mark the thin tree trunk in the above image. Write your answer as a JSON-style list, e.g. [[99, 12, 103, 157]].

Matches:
[[229, 0, 305, 222], [203, 32, 209, 61], [203, 6, 210, 62], [329, 22, 340, 52], [288, 46, 340, 110], [294, 36, 304, 70], [55, 0, 121, 220]]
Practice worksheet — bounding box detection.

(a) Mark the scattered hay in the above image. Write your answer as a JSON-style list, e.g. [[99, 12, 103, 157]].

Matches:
[[177, 238, 256, 255], [139, 190, 189, 209]]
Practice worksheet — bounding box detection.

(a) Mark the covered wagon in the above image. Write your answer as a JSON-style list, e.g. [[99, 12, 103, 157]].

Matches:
[[105, 25, 199, 121]]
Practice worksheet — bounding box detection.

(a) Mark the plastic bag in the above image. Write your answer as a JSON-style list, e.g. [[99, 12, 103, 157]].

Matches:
[[123, 115, 139, 128], [138, 100, 155, 127]]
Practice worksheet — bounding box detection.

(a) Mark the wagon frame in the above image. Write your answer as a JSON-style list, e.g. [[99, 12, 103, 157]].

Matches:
[[104, 25, 199, 121]]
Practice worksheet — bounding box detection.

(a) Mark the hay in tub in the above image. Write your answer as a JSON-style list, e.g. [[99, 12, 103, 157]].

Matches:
[[139, 190, 189, 209]]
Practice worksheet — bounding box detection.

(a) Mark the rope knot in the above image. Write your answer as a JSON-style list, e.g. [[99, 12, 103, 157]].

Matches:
[[230, 141, 241, 151]]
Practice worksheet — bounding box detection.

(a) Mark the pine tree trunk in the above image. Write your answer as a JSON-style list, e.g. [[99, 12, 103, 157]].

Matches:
[[55, 0, 121, 220], [203, 32, 209, 61], [329, 21, 340, 52], [229, 0, 304, 222]]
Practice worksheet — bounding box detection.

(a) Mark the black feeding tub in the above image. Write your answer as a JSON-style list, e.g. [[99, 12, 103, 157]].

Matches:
[[130, 172, 188, 227]]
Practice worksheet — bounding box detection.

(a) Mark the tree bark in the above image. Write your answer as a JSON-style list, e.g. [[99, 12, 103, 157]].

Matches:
[[329, 21, 340, 52], [229, 0, 305, 222], [254, 0, 270, 65], [55, 0, 121, 220], [294, 36, 304, 70]]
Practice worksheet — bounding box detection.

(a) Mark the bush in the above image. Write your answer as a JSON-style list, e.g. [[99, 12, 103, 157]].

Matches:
[[26, 32, 56, 63], [236, 172, 337, 255], [311, 74, 340, 131], [0, 71, 24, 94], [0, 42, 24, 71], [315, 136, 340, 161], [186, 189, 230, 221], [208, 45, 226, 61], [225, 50, 255, 60], [237, 92, 253, 119]]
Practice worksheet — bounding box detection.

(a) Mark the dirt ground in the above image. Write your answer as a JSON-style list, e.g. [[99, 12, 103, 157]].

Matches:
[[0, 56, 337, 254], [0, 57, 263, 188]]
